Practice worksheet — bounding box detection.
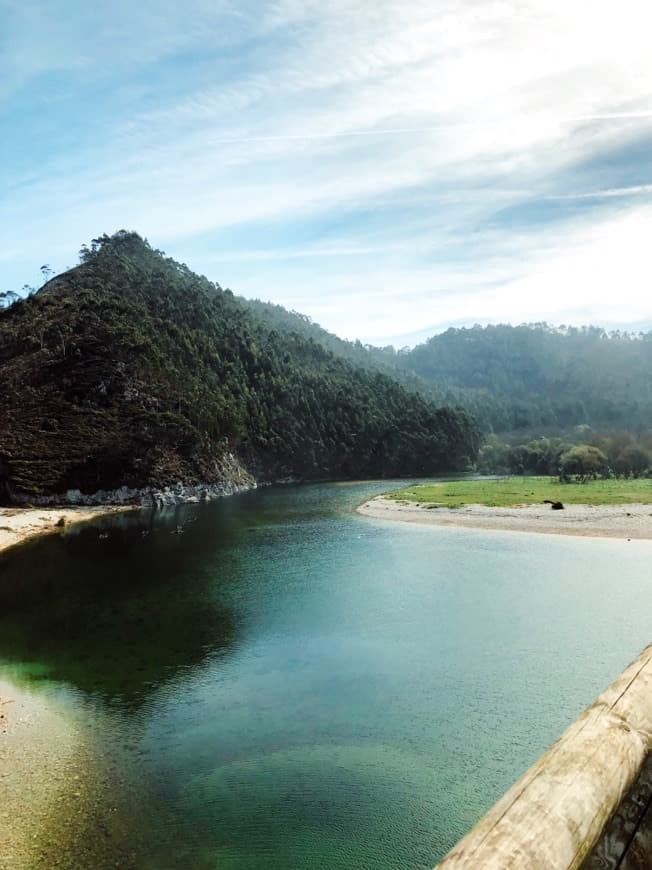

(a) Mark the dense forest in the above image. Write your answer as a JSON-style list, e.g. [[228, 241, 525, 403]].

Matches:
[[401, 324, 652, 433], [0, 232, 479, 503], [239, 304, 652, 436], [238, 303, 652, 478]]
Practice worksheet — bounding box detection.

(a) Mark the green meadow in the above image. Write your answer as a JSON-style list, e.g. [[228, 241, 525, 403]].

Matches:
[[386, 477, 652, 509]]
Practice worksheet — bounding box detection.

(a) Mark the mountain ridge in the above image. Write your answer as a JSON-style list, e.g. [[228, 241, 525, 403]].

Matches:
[[238, 301, 652, 435], [0, 231, 479, 504]]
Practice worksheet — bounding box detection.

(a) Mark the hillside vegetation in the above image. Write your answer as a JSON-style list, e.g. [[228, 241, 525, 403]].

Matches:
[[0, 232, 479, 502], [238, 305, 652, 435], [402, 323, 652, 433]]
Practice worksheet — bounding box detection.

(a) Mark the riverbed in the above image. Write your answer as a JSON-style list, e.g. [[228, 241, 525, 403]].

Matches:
[[1, 481, 650, 868]]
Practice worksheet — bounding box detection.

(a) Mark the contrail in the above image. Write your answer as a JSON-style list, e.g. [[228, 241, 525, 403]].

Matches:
[[209, 126, 452, 145], [207, 109, 652, 146], [550, 183, 652, 200], [570, 110, 652, 121]]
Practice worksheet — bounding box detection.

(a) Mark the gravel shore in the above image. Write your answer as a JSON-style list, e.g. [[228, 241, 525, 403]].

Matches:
[[357, 497, 652, 539], [0, 682, 91, 870], [0, 679, 151, 870]]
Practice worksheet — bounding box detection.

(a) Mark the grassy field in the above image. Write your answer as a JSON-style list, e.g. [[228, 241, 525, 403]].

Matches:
[[385, 477, 652, 508]]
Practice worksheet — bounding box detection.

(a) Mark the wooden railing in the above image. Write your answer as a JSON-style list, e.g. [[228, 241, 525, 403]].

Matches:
[[435, 645, 652, 869]]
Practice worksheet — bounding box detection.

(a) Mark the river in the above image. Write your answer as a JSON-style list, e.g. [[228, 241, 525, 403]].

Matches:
[[1, 481, 650, 868]]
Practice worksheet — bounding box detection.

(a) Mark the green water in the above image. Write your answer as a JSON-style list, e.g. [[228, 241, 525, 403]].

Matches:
[[1, 481, 651, 868]]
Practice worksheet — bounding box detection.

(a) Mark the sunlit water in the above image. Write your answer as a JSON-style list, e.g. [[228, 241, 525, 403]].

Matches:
[[1, 481, 650, 868]]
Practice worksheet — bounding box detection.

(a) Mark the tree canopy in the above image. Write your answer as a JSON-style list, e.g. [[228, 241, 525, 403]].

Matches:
[[243, 309, 652, 435]]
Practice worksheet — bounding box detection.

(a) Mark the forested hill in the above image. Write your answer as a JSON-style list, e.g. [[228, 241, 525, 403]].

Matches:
[[240, 297, 446, 402], [239, 303, 652, 434], [0, 232, 479, 503], [401, 324, 652, 432]]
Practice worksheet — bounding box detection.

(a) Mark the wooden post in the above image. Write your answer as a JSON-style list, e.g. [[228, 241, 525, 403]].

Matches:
[[435, 644, 652, 869]]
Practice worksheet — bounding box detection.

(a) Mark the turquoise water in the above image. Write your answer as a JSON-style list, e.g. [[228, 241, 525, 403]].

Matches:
[[1, 481, 651, 867]]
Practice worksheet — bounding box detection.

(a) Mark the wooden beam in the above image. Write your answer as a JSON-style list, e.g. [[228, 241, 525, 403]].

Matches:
[[435, 644, 652, 869]]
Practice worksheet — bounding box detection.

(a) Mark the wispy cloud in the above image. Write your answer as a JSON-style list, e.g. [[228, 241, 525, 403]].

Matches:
[[2, 0, 652, 340], [549, 184, 652, 200]]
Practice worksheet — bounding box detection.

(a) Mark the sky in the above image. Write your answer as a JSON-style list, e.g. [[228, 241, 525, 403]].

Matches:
[[2, 0, 652, 346]]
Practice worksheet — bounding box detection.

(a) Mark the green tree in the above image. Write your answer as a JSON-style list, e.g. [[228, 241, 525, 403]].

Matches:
[[614, 445, 650, 477], [559, 445, 609, 479]]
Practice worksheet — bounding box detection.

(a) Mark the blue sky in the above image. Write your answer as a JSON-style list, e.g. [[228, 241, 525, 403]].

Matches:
[[2, 0, 652, 345]]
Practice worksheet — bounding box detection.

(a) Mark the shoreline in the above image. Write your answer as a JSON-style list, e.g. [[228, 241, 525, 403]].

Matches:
[[0, 505, 137, 557], [357, 496, 652, 539], [0, 503, 170, 868]]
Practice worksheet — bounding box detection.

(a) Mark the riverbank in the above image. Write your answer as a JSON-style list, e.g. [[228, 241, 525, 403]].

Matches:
[[0, 678, 152, 869], [0, 505, 135, 556], [0, 681, 89, 869], [357, 497, 652, 539]]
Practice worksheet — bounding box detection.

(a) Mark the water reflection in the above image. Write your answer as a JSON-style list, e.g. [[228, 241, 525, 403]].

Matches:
[[0, 482, 392, 706], [0, 506, 241, 706]]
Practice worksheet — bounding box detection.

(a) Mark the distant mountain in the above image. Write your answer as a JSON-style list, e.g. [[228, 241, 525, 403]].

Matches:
[[0, 232, 479, 504], [400, 324, 652, 433], [238, 303, 652, 435], [239, 297, 449, 402]]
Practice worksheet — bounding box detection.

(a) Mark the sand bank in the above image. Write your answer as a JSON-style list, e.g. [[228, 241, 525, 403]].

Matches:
[[0, 505, 134, 556], [357, 497, 652, 539]]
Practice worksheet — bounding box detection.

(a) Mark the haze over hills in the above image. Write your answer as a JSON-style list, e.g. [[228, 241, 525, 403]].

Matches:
[[242, 299, 652, 436], [0, 232, 479, 504], [402, 324, 652, 434]]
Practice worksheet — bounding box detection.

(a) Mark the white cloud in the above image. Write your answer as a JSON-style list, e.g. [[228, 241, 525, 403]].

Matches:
[[301, 205, 652, 342], [3, 0, 652, 341]]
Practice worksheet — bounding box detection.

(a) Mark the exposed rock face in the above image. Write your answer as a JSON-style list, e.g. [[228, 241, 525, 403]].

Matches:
[[0, 454, 10, 503], [8, 455, 256, 507]]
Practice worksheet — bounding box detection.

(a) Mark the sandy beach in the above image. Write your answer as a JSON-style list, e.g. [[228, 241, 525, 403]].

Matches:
[[0, 505, 134, 556], [357, 497, 652, 539]]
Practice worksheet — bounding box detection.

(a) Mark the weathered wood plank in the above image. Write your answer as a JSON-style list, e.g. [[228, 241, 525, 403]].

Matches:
[[582, 754, 652, 868], [435, 644, 652, 870]]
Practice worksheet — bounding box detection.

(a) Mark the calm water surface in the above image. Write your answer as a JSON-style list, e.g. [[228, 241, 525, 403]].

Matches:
[[1, 481, 651, 868]]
